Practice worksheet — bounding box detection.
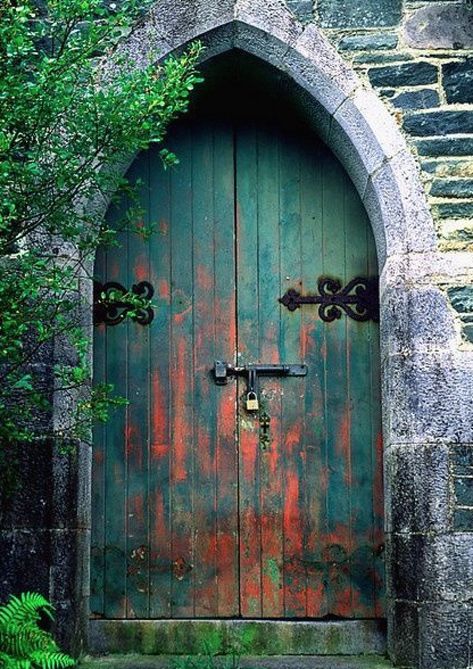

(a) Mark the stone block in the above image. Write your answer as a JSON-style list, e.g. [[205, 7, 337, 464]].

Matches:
[[455, 477, 473, 507], [443, 57, 473, 103], [381, 251, 473, 290], [353, 53, 413, 65], [387, 600, 419, 668], [421, 159, 473, 178], [448, 285, 473, 314], [369, 62, 438, 88], [234, 23, 293, 73], [389, 89, 440, 110], [338, 33, 398, 51], [286, 0, 313, 22], [282, 24, 359, 114], [422, 533, 473, 602], [404, 4, 473, 50], [193, 23, 236, 62], [419, 602, 473, 669], [0, 440, 53, 530], [454, 508, 473, 531], [415, 137, 473, 157], [430, 178, 473, 198], [89, 619, 387, 655], [318, 0, 402, 28], [235, 0, 303, 46], [434, 202, 473, 219], [382, 351, 473, 445], [380, 285, 456, 358], [385, 534, 424, 601], [0, 529, 50, 600], [404, 110, 473, 137], [451, 443, 473, 476], [329, 88, 405, 195], [362, 150, 437, 264], [148, 0, 235, 52], [384, 443, 450, 534], [51, 441, 90, 529]]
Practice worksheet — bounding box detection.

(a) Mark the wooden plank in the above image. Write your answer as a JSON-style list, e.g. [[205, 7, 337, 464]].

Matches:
[[321, 155, 352, 617], [169, 124, 195, 617], [256, 125, 284, 618], [125, 158, 151, 618], [299, 134, 327, 618], [191, 120, 218, 617], [212, 121, 239, 617], [236, 121, 262, 618], [103, 198, 129, 619], [149, 143, 172, 618], [344, 174, 375, 617], [278, 128, 306, 618]]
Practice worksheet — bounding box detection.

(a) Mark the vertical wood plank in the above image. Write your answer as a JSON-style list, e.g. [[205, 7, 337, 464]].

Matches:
[[279, 130, 306, 618], [299, 134, 327, 617], [125, 159, 151, 618], [170, 124, 195, 617], [103, 200, 129, 618], [236, 121, 262, 618], [213, 121, 239, 617], [149, 143, 172, 618], [322, 155, 352, 617], [256, 125, 284, 618], [344, 173, 374, 617], [192, 120, 218, 616]]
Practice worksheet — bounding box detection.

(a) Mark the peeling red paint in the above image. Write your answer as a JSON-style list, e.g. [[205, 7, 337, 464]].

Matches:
[[134, 258, 148, 282], [172, 339, 189, 482], [158, 279, 170, 300], [197, 265, 213, 291], [152, 371, 167, 446]]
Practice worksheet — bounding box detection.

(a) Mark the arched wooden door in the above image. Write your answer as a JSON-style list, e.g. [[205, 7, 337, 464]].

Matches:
[[91, 116, 384, 620]]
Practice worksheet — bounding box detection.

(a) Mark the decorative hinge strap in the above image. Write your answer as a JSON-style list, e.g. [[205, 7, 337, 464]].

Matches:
[[93, 280, 154, 326], [279, 276, 379, 323]]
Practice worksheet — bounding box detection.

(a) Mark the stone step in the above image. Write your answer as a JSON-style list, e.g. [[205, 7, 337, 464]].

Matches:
[[80, 655, 393, 669]]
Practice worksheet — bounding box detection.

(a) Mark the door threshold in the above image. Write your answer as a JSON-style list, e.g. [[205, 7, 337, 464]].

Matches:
[[88, 619, 386, 656], [80, 655, 393, 669]]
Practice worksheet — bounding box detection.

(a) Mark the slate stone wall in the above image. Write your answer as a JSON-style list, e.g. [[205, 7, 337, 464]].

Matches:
[[284, 0, 473, 346]]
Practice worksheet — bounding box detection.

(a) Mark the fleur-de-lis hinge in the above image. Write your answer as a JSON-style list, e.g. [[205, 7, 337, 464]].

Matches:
[[279, 276, 379, 323], [93, 280, 154, 326]]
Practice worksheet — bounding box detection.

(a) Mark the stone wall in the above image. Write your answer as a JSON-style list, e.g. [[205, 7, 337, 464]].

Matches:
[[286, 0, 473, 344]]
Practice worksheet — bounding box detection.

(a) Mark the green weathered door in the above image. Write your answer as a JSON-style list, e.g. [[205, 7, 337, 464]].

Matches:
[[91, 117, 384, 620]]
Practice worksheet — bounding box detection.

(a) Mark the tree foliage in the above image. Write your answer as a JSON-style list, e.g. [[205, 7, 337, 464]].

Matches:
[[0, 0, 203, 456]]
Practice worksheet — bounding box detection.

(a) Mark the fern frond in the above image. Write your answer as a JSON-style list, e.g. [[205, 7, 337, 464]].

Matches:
[[30, 651, 76, 669], [0, 593, 74, 669], [0, 622, 58, 658], [0, 650, 24, 669], [0, 593, 54, 631]]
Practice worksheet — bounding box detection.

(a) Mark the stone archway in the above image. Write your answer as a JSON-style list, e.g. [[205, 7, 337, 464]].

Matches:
[[78, 2, 473, 667]]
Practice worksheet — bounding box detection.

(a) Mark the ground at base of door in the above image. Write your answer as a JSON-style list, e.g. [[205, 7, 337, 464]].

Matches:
[[79, 655, 395, 669]]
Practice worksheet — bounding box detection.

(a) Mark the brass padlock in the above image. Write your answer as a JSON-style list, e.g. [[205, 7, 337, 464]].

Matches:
[[246, 391, 259, 412]]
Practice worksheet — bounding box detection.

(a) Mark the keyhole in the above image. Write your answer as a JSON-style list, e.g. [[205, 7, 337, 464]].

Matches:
[[259, 411, 271, 451]]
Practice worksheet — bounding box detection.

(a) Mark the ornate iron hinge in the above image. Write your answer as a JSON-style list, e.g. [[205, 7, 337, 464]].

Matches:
[[93, 280, 155, 326], [279, 276, 379, 323]]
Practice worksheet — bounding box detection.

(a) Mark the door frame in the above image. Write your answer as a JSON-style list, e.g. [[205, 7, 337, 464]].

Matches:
[[56, 3, 472, 666]]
